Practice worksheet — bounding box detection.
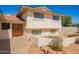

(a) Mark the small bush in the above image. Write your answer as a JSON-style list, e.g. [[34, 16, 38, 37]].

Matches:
[[50, 45, 63, 51], [67, 34, 78, 37]]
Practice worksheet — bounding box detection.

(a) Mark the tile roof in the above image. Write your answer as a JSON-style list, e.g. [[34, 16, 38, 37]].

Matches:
[[4, 15, 25, 24], [0, 13, 25, 24]]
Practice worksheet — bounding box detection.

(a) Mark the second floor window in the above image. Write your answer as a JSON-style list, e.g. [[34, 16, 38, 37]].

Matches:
[[34, 12, 44, 19], [53, 16, 59, 20]]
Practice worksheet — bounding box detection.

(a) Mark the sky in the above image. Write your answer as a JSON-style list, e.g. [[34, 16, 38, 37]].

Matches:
[[0, 5, 79, 24]]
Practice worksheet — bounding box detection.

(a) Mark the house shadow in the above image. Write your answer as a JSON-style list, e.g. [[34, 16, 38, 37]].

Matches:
[[0, 30, 10, 54], [75, 37, 79, 44], [0, 39, 10, 54]]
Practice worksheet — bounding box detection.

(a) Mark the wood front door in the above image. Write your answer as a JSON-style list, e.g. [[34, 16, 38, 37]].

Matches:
[[12, 24, 23, 36]]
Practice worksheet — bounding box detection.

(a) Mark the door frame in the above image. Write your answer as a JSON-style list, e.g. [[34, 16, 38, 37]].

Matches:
[[12, 24, 23, 37]]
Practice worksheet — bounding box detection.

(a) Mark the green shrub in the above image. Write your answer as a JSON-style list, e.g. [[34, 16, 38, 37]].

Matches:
[[50, 45, 63, 51]]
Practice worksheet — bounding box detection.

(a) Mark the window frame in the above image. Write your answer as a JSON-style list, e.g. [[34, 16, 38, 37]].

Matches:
[[1, 23, 10, 30], [50, 29, 58, 34], [53, 16, 60, 20], [34, 12, 44, 19], [32, 30, 42, 35]]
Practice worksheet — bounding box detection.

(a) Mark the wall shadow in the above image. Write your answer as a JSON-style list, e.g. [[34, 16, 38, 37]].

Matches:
[[0, 39, 10, 54]]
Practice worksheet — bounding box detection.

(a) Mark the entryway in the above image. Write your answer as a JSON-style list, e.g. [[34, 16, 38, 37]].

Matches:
[[12, 24, 23, 37]]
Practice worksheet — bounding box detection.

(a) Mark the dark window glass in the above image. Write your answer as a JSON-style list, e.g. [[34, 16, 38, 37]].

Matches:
[[32, 30, 41, 35], [2, 23, 10, 30], [53, 16, 59, 20], [34, 12, 44, 19], [50, 29, 58, 34]]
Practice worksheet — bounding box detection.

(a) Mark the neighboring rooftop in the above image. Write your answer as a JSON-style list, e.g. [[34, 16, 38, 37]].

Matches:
[[4, 15, 25, 23], [0, 13, 25, 24]]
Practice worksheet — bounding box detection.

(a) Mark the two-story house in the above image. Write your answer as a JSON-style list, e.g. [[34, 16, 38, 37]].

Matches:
[[0, 6, 64, 53], [16, 6, 64, 46]]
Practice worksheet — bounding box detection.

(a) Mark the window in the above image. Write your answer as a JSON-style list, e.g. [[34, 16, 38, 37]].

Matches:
[[32, 30, 42, 35], [50, 29, 58, 34], [2, 23, 10, 30], [34, 12, 44, 19], [53, 16, 59, 20]]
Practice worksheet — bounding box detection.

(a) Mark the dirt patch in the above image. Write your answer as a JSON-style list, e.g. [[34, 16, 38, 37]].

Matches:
[[28, 44, 44, 54], [63, 44, 79, 54]]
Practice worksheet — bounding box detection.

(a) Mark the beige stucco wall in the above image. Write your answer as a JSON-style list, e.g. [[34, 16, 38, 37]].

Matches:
[[37, 36, 76, 47], [26, 35, 53, 47], [26, 29, 60, 41], [59, 27, 78, 35], [10, 24, 30, 54], [10, 36, 28, 54], [0, 23, 12, 40], [22, 10, 62, 29], [26, 28, 60, 34], [62, 37, 76, 47], [37, 38, 53, 47], [25, 28, 61, 47], [38, 37, 62, 47]]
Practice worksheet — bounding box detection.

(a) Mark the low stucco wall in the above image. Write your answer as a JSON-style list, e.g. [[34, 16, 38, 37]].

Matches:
[[59, 27, 78, 35], [29, 36, 38, 46], [62, 37, 76, 47], [30, 36, 61, 47], [38, 38, 53, 47], [38, 37, 76, 47], [30, 35, 77, 47], [30, 37, 53, 47]]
